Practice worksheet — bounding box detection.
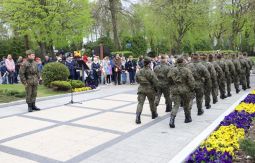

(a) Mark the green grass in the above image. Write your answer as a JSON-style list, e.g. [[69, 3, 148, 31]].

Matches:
[[249, 56, 255, 62], [0, 84, 66, 103]]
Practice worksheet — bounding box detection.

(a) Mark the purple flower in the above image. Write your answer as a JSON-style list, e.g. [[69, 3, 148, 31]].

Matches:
[[242, 94, 255, 103], [220, 111, 253, 131], [186, 147, 232, 163]]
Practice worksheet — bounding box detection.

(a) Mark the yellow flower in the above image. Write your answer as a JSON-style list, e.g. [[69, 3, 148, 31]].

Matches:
[[235, 102, 255, 114], [202, 125, 245, 156]]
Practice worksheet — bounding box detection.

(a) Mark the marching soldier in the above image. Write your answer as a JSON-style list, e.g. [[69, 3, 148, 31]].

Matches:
[[19, 50, 41, 112], [135, 57, 159, 124], [200, 54, 218, 106], [168, 57, 195, 128], [239, 53, 249, 90], [243, 52, 254, 88], [186, 53, 211, 115], [231, 53, 241, 93], [225, 53, 237, 95], [154, 55, 172, 112]]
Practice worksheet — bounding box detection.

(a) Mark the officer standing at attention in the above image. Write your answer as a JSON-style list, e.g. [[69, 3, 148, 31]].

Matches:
[[19, 50, 41, 112], [135, 57, 159, 124], [154, 55, 172, 112]]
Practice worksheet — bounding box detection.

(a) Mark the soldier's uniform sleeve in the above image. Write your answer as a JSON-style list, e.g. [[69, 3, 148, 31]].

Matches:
[[19, 63, 27, 85], [210, 64, 217, 85], [200, 64, 211, 88], [235, 60, 241, 74], [148, 70, 159, 88], [136, 71, 141, 84]]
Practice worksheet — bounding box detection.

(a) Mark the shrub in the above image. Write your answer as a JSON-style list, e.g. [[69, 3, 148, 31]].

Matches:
[[51, 81, 71, 91], [42, 62, 70, 87], [69, 80, 84, 89], [0, 89, 26, 98]]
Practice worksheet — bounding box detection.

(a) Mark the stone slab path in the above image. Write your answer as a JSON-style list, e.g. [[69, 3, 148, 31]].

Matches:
[[0, 77, 254, 163]]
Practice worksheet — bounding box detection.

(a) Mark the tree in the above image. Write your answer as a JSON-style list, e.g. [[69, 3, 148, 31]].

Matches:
[[1, 0, 92, 56]]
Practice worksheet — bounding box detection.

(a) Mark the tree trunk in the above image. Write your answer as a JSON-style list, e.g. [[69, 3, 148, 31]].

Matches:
[[38, 42, 47, 57], [24, 35, 30, 50], [109, 0, 121, 50]]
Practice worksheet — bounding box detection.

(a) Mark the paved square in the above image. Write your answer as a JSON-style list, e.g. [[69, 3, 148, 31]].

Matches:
[[0, 152, 36, 163], [0, 116, 54, 140], [71, 99, 131, 110], [27, 106, 99, 122], [73, 112, 152, 132], [103, 94, 138, 102], [2, 125, 119, 162]]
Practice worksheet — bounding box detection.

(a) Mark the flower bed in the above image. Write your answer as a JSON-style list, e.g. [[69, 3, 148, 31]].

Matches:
[[72, 87, 92, 92], [186, 91, 255, 163]]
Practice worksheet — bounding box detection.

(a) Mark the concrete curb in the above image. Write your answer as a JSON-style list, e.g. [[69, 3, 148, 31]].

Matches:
[[0, 87, 101, 108], [168, 92, 249, 163]]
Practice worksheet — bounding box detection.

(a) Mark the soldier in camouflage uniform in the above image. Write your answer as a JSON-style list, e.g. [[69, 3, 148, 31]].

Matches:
[[239, 53, 249, 90], [135, 57, 159, 124], [167, 57, 195, 128], [224, 53, 237, 95], [186, 53, 211, 115], [154, 55, 172, 112], [216, 54, 231, 97], [19, 50, 40, 112], [200, 54, 218, 106], [231, 53, 241, 93], [210, 54, 226, 99], [244, 52, 254, 88]]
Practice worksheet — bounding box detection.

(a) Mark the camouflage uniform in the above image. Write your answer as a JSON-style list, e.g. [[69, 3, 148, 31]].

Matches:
[[186, 59, 211, 115], [154, 62, 172, 112], [225, 58, 236, 96], [19, 58, 40, 112], [239, 56, 249, 90], [245, 57, 254, 88], [232, 54, 241, 93], [168, 58, 195, 128], [201, 58, 218, 106], [136, 57, 159, 124], [216, 57, 231, 97]]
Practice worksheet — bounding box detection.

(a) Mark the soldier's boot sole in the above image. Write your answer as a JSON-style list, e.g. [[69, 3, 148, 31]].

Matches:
[[227, 93, 232, 97], [206, 105, 211, 109]]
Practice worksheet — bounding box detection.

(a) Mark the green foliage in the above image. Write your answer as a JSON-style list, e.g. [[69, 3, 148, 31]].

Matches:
[[0, 89, 26, 98], [0, 37, 26, 59], [196, 50, 239, 54], [240, 138, 255, 160], [42, 62, 70, 87], [51, 81, 71, 91], [69, 80, 84, 89], [1, 0, 92, 50], [122, 35, 147, 57]]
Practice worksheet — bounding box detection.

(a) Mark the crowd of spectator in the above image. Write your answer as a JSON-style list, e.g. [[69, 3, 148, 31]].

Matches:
[[0, 52, 176, 88]]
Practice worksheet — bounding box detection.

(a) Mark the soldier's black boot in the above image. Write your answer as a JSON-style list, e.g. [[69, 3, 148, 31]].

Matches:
[[206, 104, 211, 109], [169, 115, 175, 128], [184, 114, 192, 123], [197, 108, 204, 116], [165, 104, 172, 112], [227, 92, 232, 97], [247, 85, 251, 89], [32, 102, 40, 111], [135, 112, 141, 124], [28, 104, 33, 112], [236, 89, 240, 94], [213, 98, 218, 104], [220, 94, 226, 99], [151, 111, 158, 119]]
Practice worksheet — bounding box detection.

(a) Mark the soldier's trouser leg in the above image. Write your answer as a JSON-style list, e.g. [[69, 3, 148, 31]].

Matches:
[[171, 94, 181, 117], [218, 79, 226, 96], [31, 85, 38, 103], [195, 88, 204, 111], [204, 88, 211, 107], [211, 86, 218, 102], [163, 88, 171, 107], [240, 74, 247, 90], [136, 93, 146, 114], [182, 94, 191, 116], [233, 77, 239, 91], [246, 74, 250, 88], [154, 88, 162, 106], [147, 93, 156, 113], [226, 78, 231, 94], [25, 85, 33, 104]]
